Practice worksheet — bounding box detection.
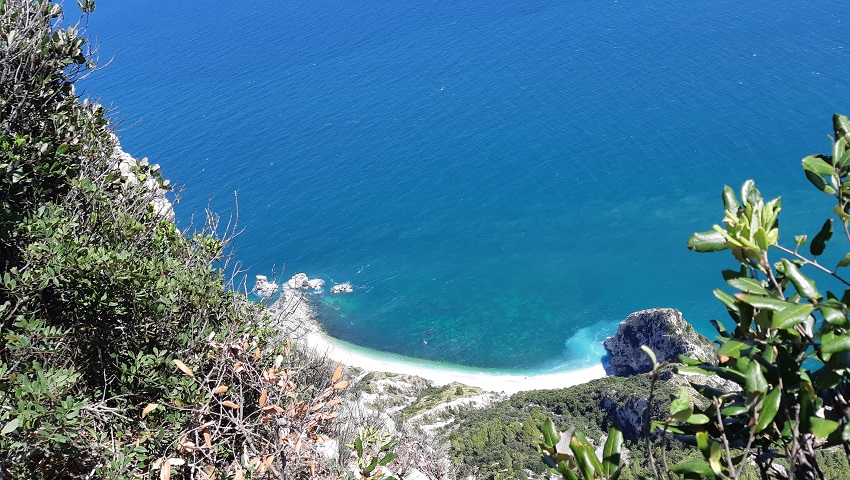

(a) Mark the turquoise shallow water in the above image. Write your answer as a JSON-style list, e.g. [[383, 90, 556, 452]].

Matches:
[[84, 0, 849, 372]]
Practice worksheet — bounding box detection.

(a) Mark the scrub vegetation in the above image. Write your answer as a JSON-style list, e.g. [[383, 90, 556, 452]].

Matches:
[[0, 2, 348, 478]]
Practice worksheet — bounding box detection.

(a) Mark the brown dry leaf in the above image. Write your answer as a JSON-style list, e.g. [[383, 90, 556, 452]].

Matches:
[[310, 401, 325, 412], [262, 405, 285, 414], [333, 380, 349, 390], [203, 466, 215, 479], [234, 468, 245, 480], [178, 441, 198, 454], [242, 340, 249, 351], [285, 338, 291, 357], [233, 362, 244, 373], [327, 398, 342, 407], [142, 403, 159, 418], [203, 431, 212, 448], [152, 458, 165, 470], [253, 347, 261, 361], [322, 411, 339, 420], [160, 465, 170, 480], [221, 400, 240, 409], [259, 388, 268, 407], [173, 359, 194, 377], [294, 438, 303, 454], [212, 385, 228, 394], [331, 364, 343, 383]]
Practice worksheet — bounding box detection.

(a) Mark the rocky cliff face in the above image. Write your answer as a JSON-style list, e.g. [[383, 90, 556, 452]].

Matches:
[[603, 308, 717, 376]]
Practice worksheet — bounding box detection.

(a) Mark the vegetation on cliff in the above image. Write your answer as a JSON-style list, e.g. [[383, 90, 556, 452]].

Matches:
[[0, 2, 347, 478]]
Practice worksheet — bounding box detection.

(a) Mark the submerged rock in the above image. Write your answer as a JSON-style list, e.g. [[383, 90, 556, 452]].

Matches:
[[603, 308, 716, 376]]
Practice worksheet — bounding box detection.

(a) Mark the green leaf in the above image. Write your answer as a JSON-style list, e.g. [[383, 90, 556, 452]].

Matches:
[[687, 414, 710, 425], [671, 459, 716, 479], [601, 427, 623, 477], [363, 457, 379, 474], [670, 388, 693, 421], [696, 431, 710, 456], [717, 340, 749, 358], [834, 114, 850, 140], [771, 302, 813, 330], [821, 331, 850, 355], [688, 230, 729, 252], [721, 405, 749, 416], [806, 170, 835, 195], [818, 299, 848, 327], [838, 253, 850, 269], [755, 387, 781, 433], [745, 359, 768, 393], [541, 418, 560, 448], [754, 227, 769, 251], [379, 453, 398, 466], [569, 436, 597, 480], [781, 259, 821, 300], [726, 277, 768, 295], [802, 154, 836, 176], [811, 219, 834, 257], [741, 180, 762, 206], [722, 185, 740, 213], [1, 417, 20, 435], [355, 435, 363, 458], [713, 289, 739, 314], [676, 365, 713, 376], [740, 294, 790, 311], [810, 418, 840, 440]]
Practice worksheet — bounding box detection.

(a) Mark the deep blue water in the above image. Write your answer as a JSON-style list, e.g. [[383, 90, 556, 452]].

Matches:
[[84, 0, 849, 373]]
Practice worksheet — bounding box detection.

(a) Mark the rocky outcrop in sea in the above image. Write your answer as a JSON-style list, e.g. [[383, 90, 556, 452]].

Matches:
[[603, 308, 717, 376]]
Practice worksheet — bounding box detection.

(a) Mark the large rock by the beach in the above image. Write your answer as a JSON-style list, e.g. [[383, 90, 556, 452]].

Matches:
[[603, 308, 716, 376]]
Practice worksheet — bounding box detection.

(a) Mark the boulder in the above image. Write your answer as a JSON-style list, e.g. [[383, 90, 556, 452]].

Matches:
[[284, 273, 324, 291], [253, 275, 278, 297], [603, 308, 716, 376], [331, 282, 354, 294], [285, 273, 310, 290]]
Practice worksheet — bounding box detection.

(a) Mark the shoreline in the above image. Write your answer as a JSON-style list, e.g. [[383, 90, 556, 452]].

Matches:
[[272, 290, 608, 394]]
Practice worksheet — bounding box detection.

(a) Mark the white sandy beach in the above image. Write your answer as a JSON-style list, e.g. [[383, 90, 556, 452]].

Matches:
[[274, 290, 608, 395]]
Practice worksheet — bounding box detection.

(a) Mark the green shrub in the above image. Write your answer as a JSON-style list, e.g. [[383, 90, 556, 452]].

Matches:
[[0, 1, 348, 478]]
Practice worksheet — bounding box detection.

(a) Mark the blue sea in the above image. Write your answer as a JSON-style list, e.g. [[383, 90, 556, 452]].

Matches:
[[84, 0, 849, 374]]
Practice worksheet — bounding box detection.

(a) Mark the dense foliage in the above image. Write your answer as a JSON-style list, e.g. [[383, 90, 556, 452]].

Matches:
[[671, 115, 850, 479], [449, 374, 687, 479], [0, 1, 346, 478]]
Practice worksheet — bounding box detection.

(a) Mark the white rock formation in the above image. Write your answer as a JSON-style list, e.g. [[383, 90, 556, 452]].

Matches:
[[110, 136, 174, 220], [284, 273, 324, 292], [253, 275, 278, 297], [331, 282, 354, 294], [603, 308, 717, 376]]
